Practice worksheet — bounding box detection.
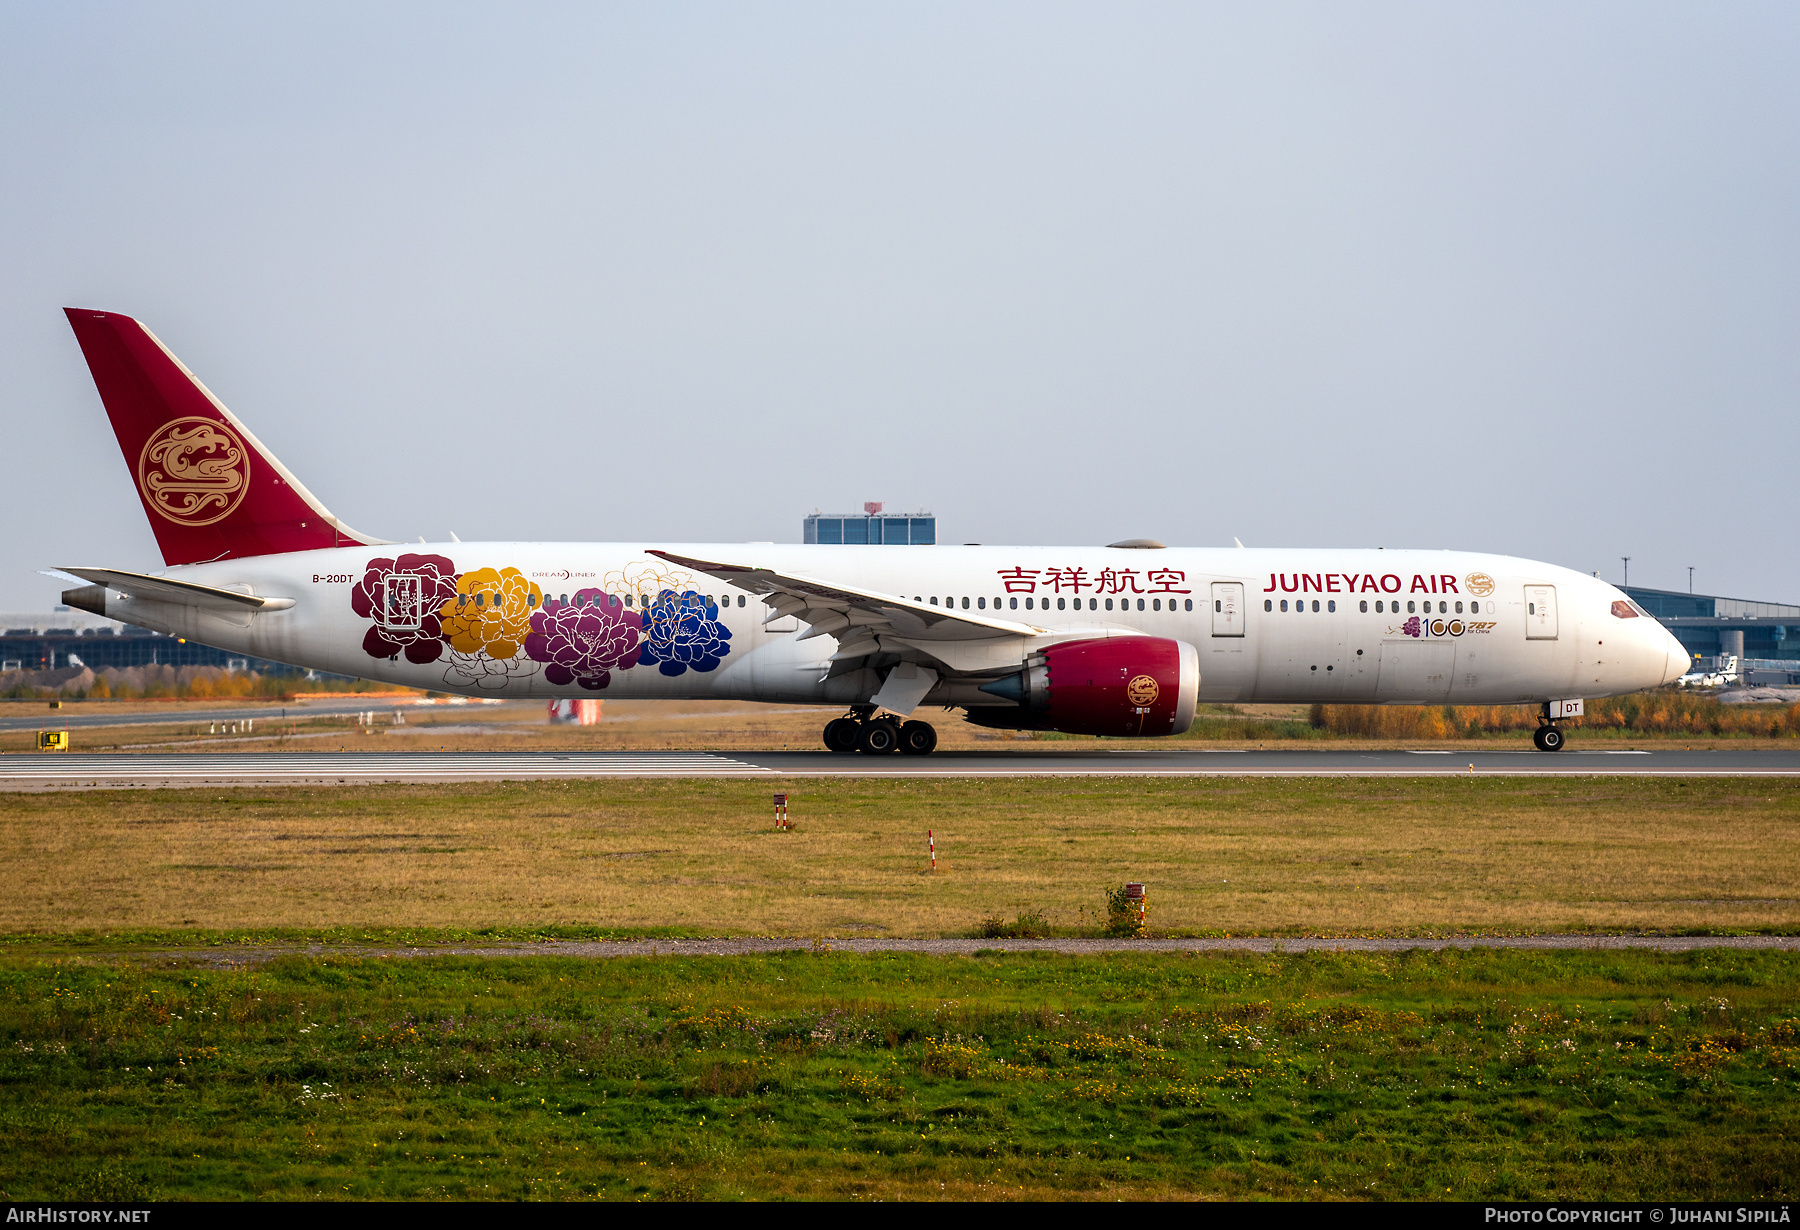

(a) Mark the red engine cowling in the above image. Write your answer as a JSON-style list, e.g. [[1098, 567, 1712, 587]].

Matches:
[[971, 636, 1199, 737]]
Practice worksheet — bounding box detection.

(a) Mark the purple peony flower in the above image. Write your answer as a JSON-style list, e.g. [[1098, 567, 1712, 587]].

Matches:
[[1401, 616, 1421, 638], [524, 589, 644, 690], [351, 553, 459, 663]]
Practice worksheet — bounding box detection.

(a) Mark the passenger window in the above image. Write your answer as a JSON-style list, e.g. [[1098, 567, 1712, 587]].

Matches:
[[1264, 599, 1272, 612], [1105, 598, 1114, 611], [1312, 600, 1320, 613], [1025, 597, 1033, 610], [1455, 601, 1463, 614], [978, 596, 986, 609], [1185, 599, 1192, 611], [1327, 600, 1336, 612], [1152, 598, 1161, 611], [1280, 600, 1288, 612], [1010, 597, 1018, 610], [1137, 599, 1145, 611], [930, 596, 938, 606], [1439, 601, 1448, 614], [1053, 597, 1063, 610], [1407, 601, 1416, 614], [961, 596, 970, 609], [1359, 600, 1367, 612]]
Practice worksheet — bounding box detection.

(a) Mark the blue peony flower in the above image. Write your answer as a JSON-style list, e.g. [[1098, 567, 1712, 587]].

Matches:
[[636, 589, 733, 676]]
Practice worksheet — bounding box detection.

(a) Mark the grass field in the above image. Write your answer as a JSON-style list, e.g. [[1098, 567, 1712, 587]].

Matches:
[[2, 948, 1796, 1201], [3, 778, 1797, 938]]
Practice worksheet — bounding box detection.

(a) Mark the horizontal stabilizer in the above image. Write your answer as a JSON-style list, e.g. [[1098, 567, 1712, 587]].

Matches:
[[57, 566, 295, 613]]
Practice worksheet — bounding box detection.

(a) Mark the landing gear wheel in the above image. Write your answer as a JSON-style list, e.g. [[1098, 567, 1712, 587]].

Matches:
[[898, 720, 938, 756], [823, 718, 860, 754], [857, 720, 900, 756], [1533, 725, 1566, 752]]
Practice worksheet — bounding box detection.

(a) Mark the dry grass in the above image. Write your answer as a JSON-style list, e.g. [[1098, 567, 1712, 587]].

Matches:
[[0, 699, 1042, 754], [5, 697, 1794, 754], [1, 777, 1796, 936], [1316, 696, 1800, 739]]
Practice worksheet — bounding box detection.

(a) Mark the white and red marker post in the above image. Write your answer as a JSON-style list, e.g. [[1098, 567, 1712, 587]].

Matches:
[[774, 792, 790, 831], [928, 829, 936, 872]]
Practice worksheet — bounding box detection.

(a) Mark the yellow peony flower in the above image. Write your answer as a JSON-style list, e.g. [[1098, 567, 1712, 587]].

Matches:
[[439, 566, 542, 661]]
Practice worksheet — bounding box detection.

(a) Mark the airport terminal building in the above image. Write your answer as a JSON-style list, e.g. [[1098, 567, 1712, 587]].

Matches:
[[803, 505, 936, 545], [0, 609, 291, 676], [1624, 586, 1800, 684]]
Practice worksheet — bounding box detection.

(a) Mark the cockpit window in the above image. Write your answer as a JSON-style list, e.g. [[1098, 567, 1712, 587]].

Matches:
[[1610, 599, 1639, 619]]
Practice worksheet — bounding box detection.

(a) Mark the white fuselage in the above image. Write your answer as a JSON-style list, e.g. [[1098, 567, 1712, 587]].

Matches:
[[94, 544, 1689, 709]]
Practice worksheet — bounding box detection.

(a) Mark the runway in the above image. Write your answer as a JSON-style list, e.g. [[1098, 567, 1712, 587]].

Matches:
[[3, 746, 1798, 788]]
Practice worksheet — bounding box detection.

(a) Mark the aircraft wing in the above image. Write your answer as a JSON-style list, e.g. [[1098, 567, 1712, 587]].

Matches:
[[648, 549, 1038, 666], [55, 566, 296, 612]]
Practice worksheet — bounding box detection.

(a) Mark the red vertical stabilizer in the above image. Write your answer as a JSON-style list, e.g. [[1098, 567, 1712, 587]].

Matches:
[[63, 308, 387, 566]]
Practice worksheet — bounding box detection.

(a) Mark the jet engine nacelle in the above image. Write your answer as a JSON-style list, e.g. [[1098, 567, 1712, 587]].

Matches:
[[971, 636, 1199, 737]]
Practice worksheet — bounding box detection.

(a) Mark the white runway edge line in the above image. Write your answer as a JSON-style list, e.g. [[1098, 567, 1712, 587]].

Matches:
[[0, 752, 774, 780]]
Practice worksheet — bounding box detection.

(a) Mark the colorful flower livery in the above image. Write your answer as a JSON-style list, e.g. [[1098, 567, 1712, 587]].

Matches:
[[351, 555, 730, 690]]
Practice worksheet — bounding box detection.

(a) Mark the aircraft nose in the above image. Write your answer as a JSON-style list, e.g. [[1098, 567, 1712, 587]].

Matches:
[[1660, 629, 1691, 685]]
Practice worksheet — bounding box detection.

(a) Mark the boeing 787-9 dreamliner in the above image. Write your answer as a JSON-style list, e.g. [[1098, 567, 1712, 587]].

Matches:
[[52, 309, 1690, 755]]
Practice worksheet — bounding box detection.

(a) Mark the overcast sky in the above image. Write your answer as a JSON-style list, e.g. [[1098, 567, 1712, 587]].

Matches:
[[2, 2, 1795, 610]]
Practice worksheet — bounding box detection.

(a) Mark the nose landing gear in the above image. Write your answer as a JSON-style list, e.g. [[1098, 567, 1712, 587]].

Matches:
[[1532, 702, 1569, 752], [820, 708, 939, 756]]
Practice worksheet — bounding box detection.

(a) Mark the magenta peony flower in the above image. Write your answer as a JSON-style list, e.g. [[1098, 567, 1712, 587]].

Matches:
[[524, 589, 644, 690], [350, 553, 459, 663]]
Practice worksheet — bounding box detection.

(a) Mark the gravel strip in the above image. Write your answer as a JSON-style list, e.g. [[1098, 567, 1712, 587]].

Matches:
[[93, 933, 1800, 966]]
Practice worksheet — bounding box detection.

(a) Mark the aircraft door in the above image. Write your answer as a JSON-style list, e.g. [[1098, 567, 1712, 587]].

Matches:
[[382, 574, 424, 630], [1211, 583, 1244, 637], [1524, 585, 1558, 640]]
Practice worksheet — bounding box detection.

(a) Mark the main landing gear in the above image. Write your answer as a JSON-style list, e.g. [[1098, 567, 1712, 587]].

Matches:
[[1533, 703, 1568, 752], [822, 707, 938, 756]]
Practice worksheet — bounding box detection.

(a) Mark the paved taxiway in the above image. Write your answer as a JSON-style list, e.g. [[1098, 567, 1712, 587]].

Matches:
[[2, 746, 1798, 788], [0, 696, 415, 733]]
